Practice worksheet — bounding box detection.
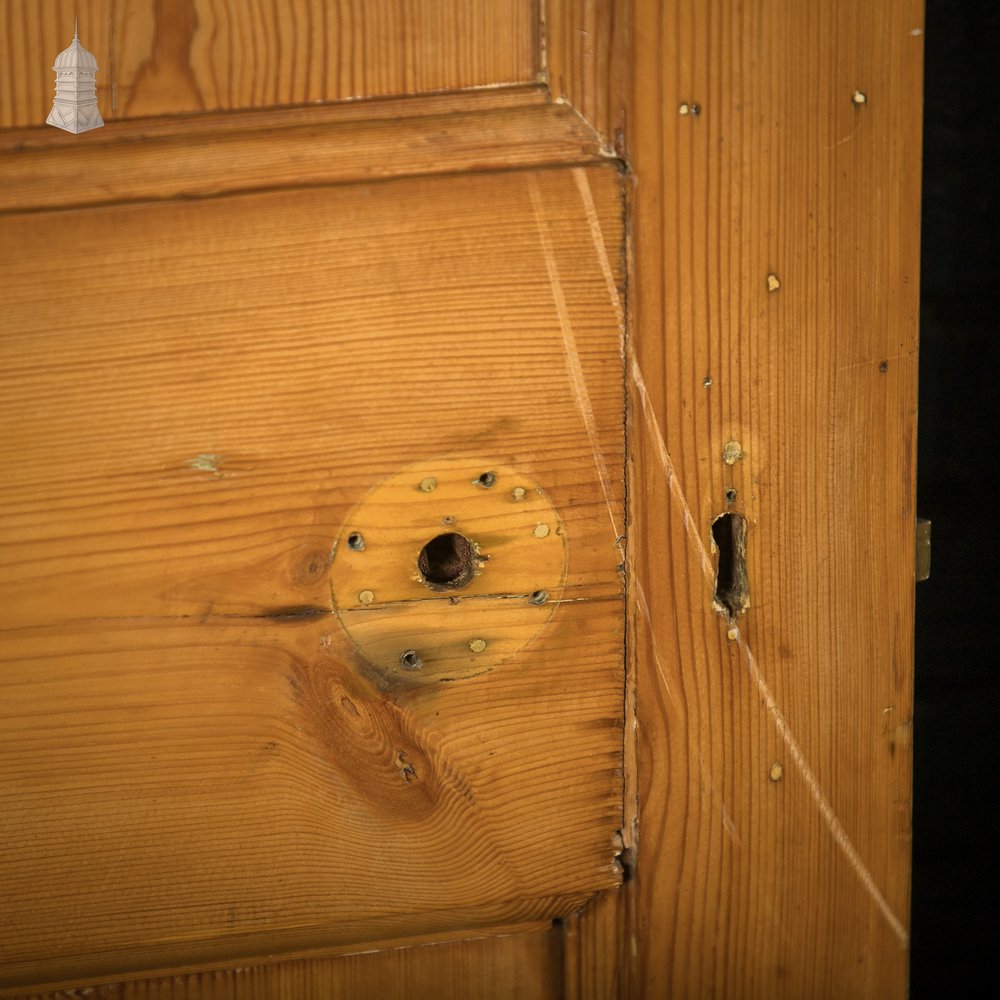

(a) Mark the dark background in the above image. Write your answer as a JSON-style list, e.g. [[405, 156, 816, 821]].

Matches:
[[911, 0, 999, 993]]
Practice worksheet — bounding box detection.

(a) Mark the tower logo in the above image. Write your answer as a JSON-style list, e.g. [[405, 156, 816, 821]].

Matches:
[[46, 20, 104, 134]]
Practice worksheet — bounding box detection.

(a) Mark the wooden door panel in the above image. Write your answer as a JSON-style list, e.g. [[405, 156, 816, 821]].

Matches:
[[20, 929, 563, 1000], [0, 165, 626, 990], [0, 0, 924, 994], [0, 92, 597, 215], [621, 2, 921, 995], [0, 0, 539, 128], [0, 169, 624, 624]]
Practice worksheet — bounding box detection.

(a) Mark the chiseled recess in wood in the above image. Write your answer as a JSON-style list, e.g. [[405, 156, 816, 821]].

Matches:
[[0, 165, 626, 986], [0, 0, 539, 129], [0, 98, 605, 214], [15, 929, 563, 1000], [543, 0, 629, 151], [626, 2, 922, 998]]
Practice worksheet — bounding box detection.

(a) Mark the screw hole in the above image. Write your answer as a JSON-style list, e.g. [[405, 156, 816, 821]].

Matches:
[[399, 649, 423, 671], [725, 488, 737, 504], [347, 532, 365, 552], [417, 532, 477, 591], [476, 471, 497, 488], [529, 589, 549, 606]]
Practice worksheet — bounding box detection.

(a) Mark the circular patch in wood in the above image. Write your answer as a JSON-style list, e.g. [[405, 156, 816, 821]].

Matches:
[[331, 459, 566, 684]]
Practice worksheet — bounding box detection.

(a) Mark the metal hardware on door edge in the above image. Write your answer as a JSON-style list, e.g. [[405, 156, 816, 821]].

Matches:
[[916, 518, 931, 582]]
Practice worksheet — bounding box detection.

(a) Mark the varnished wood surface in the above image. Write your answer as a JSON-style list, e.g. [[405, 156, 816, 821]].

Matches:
[[545, 0, 628, 152], [0, 84, 550, 151], [0, 164, 626, 988], [0, 92, 604, 213], [561, 886, 626, 1000], [17, 929, 562, 1000], [0, 0, 927, 994], [626, 1, 923, 997], [0, 0, 538, 129]]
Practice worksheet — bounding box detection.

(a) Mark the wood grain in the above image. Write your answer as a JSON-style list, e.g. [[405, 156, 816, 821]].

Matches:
[[0, 94, 604, 213], [561, 887, 627, 1000], [0, 164, 626, 988], [0, 0, 539, 129], [0, 83, 550, 149], [626, 1, 923, 997], [17, 929, 563, 1000], [0, 0, 112, 129], [0, 2, 926, 995], [545, 0, 628, 152]]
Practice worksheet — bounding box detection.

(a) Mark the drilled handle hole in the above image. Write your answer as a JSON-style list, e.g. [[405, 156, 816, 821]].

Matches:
[[417, 532, 477, 591]]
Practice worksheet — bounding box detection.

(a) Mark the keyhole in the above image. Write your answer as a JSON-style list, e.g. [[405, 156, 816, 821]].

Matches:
[[712, 512, 749, 620]]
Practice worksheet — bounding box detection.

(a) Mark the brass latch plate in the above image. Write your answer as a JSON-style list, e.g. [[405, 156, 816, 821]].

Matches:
[[916, 518, 931, 582]]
